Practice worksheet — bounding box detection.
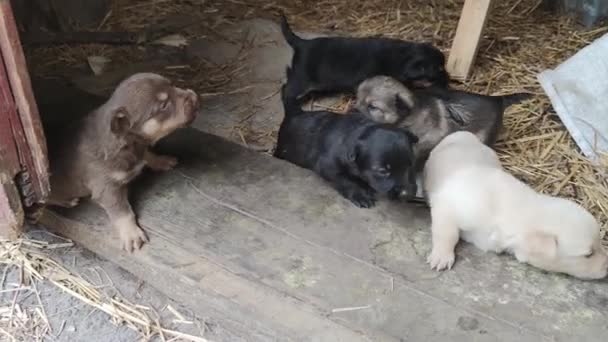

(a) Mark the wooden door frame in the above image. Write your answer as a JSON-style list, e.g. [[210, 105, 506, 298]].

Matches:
[[0, 0, 50, 239]]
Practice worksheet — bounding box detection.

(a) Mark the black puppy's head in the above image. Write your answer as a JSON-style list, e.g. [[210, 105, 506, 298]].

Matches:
[[348, 126, 418, 198], [398, 43, 449, 88]]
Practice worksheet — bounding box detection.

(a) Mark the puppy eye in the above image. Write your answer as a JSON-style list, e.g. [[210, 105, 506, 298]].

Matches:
[[160, 100, 171, 111], [376, 168, 390, 177], [367, 104, 379, 112]]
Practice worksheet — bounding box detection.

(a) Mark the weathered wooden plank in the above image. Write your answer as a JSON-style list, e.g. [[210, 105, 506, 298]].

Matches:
[[0, 169, 23, 239], [41, 208, 370, 342], [0, 46, 19, 175], [447, 0, 493, 80], [0, 14, 23, 237], [152, 130, 608, 340], [0, 0, 50, 204], [40, 129, 608, 341], [41, 209, 385, 342]]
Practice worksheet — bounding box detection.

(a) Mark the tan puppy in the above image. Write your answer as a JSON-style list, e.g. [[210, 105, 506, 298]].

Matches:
[[46, 73, 200, 252], [423, 131, 608, 279]]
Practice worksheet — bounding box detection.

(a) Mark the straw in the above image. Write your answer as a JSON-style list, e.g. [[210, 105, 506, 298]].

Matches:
[[0, 238, 208, 341]]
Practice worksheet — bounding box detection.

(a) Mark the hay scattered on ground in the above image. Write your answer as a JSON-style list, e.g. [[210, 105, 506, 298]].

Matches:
[[0, 236, 208, 341], [26, 0, 608, 232]]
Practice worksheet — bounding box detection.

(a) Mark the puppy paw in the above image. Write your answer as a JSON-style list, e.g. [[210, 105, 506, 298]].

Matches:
[[387, 187, 402, 200], [147, 155, 178, 171], [427, 248, 456, 271], [50, 197, 81, 208], [348, 189, 377, 208], [116, 218, 149, 253], [66, 198, 80, 208]]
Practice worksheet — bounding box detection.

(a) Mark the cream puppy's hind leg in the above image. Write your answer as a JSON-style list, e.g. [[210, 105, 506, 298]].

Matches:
[[427, 203, 460, 271]]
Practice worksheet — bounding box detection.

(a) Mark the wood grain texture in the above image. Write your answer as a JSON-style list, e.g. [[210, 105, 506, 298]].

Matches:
[[40, 129, 608, 341], [0, 170, 23, 239], [0, 0, 50, 204], [447, 0, 493, 80]]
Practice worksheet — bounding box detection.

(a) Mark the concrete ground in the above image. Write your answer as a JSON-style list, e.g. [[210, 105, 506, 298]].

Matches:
[[4, 18, 608, 342]]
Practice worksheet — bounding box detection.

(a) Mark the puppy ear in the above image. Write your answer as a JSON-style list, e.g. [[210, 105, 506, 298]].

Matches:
[[402, 129, 418, 144], [445, 104, 466, 126], [110, 107, 131, 135], [347, 143, 359, 164], [522, 231, 558, 260], [394, 94, 411, 116]]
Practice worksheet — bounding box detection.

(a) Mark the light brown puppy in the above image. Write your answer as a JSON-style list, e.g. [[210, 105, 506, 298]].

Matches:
[[355, 76, 530, 168], [46, 73, 200, 252], [424, 131, 608, 279]]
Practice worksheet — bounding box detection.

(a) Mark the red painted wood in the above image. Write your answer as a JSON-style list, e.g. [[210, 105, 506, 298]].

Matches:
[[0, 171, 23, 239], [0, 1, 50, 237], [0, 0, 50, 204], [0, 51, 19, 175]]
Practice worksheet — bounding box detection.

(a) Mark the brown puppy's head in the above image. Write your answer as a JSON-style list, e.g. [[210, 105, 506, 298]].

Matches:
[[106, 73, 200, 144], [356, 76, 415, 125]]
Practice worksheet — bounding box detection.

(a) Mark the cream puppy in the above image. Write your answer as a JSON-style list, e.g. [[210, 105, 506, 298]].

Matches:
[[423, 131, 608, 280]]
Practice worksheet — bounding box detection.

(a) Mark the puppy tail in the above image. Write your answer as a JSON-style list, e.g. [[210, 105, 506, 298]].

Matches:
[[280, 13, 303, 47], [500, 92, 533, 109], [281, 79, 302, 117]]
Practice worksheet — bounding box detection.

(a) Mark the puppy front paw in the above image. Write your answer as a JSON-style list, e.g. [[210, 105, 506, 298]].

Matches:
[[146, 154, 178, 171], [427, 247, 456, 271], [348, 188, 377, 208], [49, 197, 81, 208], [115, 217, 149, 253], [66, 198, 80, 208]]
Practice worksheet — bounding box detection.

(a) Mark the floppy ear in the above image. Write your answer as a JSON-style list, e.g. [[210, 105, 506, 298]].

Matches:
[[394, 94, 411, 115], [110, 107, 130, 135], [402, 129, 418, 144], [445, 104, 467, 126], [347, 143, 359, 164], [523, 231, 558, 260]]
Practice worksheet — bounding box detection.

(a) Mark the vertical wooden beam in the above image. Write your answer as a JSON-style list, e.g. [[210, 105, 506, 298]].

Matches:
[[0, 169, 23, 240], [446, 0, 493, 81], [0, 0, 50, 204]]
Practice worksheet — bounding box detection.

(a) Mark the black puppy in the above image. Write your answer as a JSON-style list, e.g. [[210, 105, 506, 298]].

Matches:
[[280, 14, 449, 100], [275, 82, 419, 208]]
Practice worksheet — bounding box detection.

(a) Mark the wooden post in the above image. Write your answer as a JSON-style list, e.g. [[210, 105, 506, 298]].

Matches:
[[0, 0, 50, 237], [0, 0, 50, 203], [0, 170, 23, 240], [446, 0, 493, 81]]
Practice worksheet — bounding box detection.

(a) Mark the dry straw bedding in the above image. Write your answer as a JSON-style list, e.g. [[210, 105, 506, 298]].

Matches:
[[32, 0, 607, 234], [0, 235, 209, 341]]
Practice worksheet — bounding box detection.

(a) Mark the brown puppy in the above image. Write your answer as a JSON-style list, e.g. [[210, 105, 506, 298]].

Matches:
[[46, 73, 200, 252], [355, 76, 531, 168]]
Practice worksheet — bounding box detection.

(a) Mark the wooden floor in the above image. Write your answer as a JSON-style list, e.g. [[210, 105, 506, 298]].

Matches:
[[41, 19, 608, 342]]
